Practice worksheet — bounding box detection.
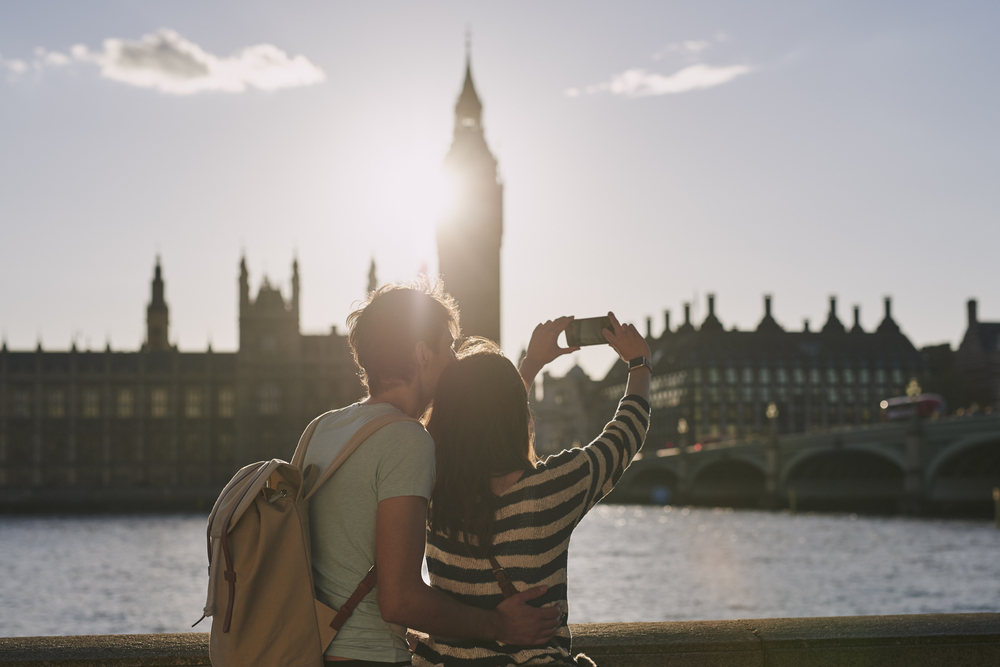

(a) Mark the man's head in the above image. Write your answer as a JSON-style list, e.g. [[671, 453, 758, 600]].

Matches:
[[347, 277, 461, 404]]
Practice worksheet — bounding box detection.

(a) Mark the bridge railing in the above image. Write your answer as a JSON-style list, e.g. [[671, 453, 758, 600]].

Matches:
[[2, 614, 998, 666]]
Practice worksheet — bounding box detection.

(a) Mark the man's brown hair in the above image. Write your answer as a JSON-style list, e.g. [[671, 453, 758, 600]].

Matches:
[[347, 277, 461, 396]]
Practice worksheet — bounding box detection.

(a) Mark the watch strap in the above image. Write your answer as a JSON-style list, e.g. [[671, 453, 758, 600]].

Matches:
[[628, 356, 652, 372]]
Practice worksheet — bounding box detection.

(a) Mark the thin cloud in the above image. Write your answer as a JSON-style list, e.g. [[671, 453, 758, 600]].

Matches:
[[653, 40, 712, 62], [610, 64, 751, 96], [572, 63, 751, 98], [35, 48, 71, 67], [0, 54, 29, 76], [569, 32, 751, 99], [70, 29, 324, 94]]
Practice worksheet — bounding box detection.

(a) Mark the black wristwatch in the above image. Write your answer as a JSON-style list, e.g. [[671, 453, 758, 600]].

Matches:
[[628, 356, 652, 373]]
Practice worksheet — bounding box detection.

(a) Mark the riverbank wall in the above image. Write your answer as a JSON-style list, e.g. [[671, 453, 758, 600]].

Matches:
[[2, 613, 998, 666]]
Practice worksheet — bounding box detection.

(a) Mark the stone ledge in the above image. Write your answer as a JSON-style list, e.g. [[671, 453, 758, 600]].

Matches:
[[1, 614, 997, 666]]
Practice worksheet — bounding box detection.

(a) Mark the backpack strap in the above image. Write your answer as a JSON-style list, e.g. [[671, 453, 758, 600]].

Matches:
[[302, 412, 419, 501], [488, 553, 519, 599], [305, 411, 420, 636], [329, 564, 379, 634]]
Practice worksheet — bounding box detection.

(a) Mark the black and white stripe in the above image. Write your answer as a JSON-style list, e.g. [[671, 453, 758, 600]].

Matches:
[[414, 395, 650, 667]]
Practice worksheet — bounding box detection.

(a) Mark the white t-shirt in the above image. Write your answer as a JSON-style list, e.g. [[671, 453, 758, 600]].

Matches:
[[304, 402, 435, 663]]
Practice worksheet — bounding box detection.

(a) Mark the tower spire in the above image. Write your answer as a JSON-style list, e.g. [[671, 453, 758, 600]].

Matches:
[[145, 256, 170, 351], [368, 257, 378, 296], [455, 34, 482, 132]]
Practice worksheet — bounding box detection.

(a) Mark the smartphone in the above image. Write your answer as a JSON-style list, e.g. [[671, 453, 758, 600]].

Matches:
[[565, 316, 613, 347]]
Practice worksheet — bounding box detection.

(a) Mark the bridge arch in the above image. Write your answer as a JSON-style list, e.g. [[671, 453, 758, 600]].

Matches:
[[925, 433, 1000, 508], [779, 444, 906, 488], [783, 447, 905, 511], [688, 457, 767, 508]]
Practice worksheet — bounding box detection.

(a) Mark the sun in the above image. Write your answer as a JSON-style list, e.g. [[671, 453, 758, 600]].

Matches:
[[363, 141, 458, 279]]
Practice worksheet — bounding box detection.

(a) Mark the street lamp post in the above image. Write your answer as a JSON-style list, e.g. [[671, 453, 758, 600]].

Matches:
[[765, 402, 779, 509], [677, 417, 689, 503]]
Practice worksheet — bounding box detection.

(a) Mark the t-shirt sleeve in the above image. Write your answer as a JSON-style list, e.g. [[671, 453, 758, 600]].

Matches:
[[374, 423, 436, 502]]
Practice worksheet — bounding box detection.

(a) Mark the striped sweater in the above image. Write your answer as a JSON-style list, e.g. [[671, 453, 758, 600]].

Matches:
[[414, 395, 650, 666]]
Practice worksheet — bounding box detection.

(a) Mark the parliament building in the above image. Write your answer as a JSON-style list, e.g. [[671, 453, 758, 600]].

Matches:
[[532, 295, 999, 457], [0, 258, 361, 504], [0, 56, 504, 507]]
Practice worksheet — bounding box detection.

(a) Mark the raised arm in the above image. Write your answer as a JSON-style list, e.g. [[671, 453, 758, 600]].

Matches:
[[602, 311, 651, 405], [570, 312, 651, 515]]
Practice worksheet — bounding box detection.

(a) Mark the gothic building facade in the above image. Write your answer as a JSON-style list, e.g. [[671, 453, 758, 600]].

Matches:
[[436, 56, 503, 344], [0, 259, 362, 506], [533, 295, 939, 456]]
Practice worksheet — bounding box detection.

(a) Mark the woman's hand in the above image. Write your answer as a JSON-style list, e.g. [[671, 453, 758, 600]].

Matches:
[[603, 312, 651, 402], [602, 312, 651, 363], [519, 317, 580, 391]]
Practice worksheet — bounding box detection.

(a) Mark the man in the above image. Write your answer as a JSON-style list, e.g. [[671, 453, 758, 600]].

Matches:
[[303, 279, 561, 665]]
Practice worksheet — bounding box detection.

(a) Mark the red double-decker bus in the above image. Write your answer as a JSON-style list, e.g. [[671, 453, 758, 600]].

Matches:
[[879, 394, 946, 421]]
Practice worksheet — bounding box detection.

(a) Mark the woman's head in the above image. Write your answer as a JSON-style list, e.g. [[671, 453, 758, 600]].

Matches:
[[427, 339, 536, 554]]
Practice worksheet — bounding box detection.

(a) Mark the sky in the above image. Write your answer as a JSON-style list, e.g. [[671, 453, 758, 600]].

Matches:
[[1, 1, 998, 381]]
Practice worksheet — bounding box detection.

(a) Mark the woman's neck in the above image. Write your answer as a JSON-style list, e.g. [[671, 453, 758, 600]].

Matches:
[[490, 470, 525, 495]]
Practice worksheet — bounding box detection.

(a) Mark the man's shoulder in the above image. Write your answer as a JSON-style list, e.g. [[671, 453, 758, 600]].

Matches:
[[307, 403, 431, 464]]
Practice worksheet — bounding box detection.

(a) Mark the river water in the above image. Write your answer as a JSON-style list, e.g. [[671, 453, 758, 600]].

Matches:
[[2, 507, 998, 637]]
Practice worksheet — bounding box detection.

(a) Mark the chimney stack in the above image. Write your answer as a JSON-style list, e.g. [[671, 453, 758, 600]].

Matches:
[[968, 299, 978, 325], [764, 295, 772, 318], [664, 310, 671, 334], [646, 316, 653, 339], [708, 294, 716, 317], [684, 302, 691, 325], [884, 296, 892, 320], [804, 319, 811, 333], [854, 305, 861, 329]]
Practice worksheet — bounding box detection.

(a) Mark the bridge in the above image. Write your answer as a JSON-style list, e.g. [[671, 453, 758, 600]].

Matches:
[[609, 413, 1000, 514]]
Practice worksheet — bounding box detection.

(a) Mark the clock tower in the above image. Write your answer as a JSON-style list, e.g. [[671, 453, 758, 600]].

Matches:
[[436, 53, 503, 344]]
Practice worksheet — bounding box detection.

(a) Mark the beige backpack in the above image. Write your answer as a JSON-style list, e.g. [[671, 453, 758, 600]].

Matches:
[[198, 411, 417, 667]]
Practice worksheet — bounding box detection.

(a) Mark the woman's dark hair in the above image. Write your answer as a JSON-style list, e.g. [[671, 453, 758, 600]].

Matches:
[[427, 339, 537, 557]]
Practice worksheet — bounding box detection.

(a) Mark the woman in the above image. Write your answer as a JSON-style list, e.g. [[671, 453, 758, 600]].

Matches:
[[413, 313, 651, 666]]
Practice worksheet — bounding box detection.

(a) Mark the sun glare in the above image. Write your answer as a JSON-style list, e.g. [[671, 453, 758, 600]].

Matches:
[[364, 143, 457, 280]]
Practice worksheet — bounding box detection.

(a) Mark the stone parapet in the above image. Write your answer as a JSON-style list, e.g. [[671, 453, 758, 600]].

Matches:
[[1, 614, 998, 666]]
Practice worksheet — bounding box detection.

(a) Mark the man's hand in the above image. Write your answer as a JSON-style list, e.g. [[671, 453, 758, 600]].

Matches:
[[376, 497, 560, 644], [493, 586, 562, 646], [519, 317, 580, 390]]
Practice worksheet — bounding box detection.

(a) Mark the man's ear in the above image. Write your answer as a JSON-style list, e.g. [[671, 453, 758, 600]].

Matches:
[[414, 340, 431, 370]]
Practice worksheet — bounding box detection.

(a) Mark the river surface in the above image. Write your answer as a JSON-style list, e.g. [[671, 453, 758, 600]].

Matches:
[[2, 507, 999, 637]]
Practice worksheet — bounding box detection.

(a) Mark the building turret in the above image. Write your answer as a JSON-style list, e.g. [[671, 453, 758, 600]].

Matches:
[[877, 296, 900, 335], [677, 302, 695, 334], [850, 305, 864, 334], [700, 294, 724, 333], [368, 258, 378, 296], [240, 256, 250, 310], [145, 256, 170, 351], [291, 258, 300, 321], [757, 294, 783, 333], [822, 296, 845, 334]]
